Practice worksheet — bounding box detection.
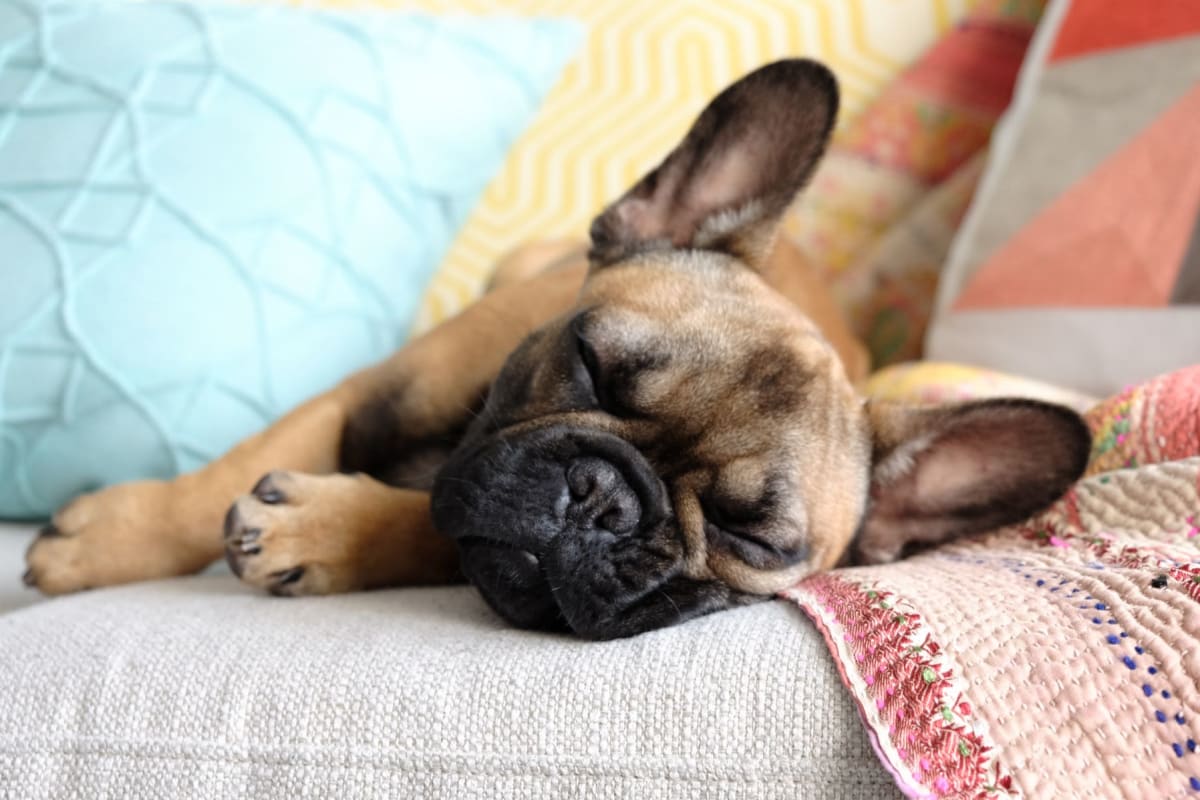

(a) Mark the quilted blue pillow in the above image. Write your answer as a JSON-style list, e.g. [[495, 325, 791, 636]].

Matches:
[[0, 0, 581, 518]]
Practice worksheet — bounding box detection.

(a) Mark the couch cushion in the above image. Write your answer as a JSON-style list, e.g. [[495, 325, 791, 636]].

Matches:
[[0, 578, 898, 799]]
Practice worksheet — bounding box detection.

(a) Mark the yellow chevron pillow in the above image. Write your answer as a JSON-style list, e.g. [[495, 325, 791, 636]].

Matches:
[[324, 0, 977, 331]]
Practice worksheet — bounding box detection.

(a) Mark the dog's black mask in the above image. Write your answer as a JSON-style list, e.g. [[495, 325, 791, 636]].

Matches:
[[433, 422, 747, 639]]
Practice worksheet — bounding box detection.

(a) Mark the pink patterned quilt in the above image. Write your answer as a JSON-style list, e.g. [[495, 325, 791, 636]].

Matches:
[[784, 366, 1200, 798]]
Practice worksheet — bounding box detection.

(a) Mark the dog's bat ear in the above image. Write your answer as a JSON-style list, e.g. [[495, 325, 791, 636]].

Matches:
[[588, 58, 838, 270], [853, 399, 1092, 564]]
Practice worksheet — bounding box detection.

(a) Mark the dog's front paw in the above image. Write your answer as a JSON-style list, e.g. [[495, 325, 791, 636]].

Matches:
[[223, 471, 365, 597], [24, 480, 209, 594]]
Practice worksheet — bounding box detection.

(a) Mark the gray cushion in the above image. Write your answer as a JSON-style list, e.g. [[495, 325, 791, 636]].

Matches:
[[0, 577, 898, 798]]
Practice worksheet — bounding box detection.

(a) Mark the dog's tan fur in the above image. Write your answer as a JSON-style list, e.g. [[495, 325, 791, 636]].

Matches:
[[23, 234, 860, 595], [24, 61, 1087, 637]]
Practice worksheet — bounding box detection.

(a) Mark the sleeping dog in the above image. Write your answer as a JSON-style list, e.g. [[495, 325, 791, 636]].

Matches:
[[24, 60, 1091, 639]]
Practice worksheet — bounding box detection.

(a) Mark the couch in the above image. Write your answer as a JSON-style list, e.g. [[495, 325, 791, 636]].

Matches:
[[0, 522, 901, 798]]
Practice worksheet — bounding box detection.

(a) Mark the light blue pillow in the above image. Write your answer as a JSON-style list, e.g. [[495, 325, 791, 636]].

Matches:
[[0, 0, 581, 518]]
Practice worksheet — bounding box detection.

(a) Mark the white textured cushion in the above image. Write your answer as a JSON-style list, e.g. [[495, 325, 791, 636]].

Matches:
[[0, 578, 897, 799]]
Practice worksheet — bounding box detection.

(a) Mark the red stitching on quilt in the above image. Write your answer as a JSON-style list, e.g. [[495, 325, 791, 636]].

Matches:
[[802, 575, 1016, 798]]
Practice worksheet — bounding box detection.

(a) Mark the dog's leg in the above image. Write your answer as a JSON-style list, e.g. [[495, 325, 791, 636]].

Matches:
[[23, 386, 355, 594], [24, 265, 585, 594]]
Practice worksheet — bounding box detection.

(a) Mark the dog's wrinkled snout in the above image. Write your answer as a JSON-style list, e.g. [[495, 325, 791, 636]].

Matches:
[[433, 424, 693, 637], [565, 457, 641, 535], [432, 425, 668, 551]]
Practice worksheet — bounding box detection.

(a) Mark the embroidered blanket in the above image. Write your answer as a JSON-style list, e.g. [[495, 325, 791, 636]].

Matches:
[[784, 365, 1200, 798]]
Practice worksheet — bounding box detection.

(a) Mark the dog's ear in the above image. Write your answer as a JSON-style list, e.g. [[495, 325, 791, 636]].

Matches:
[[854, 399, 1092, 564], [588, 59, 838, 270]]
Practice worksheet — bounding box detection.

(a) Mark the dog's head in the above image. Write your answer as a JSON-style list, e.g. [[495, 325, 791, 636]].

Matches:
[[431, 60, 1091, 639]]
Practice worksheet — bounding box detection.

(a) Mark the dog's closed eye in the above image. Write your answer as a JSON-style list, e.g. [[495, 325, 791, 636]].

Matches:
[[572, 326, 655, 420], [701, 495, 806, 570], [575, 330, 606, 407]]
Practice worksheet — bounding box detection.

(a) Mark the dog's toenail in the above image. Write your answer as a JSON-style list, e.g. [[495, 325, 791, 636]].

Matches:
[[222, 505, 240, 539], [274, 567, 304, 586], [37, 523, 62, 539], [224, 549, 244, 578], [252, 474, 285, 504], [242, 543, 261, 556], [241, 528, 261, 544], [21, 569, 36, 588]]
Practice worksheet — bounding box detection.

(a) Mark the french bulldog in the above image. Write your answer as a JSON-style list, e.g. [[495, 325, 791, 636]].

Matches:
[[24, 59, 1090, 640]]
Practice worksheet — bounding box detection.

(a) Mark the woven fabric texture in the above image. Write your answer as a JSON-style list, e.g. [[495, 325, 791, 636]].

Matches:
[[0, 579, 899, 799], [785, 365, 1200, 798]]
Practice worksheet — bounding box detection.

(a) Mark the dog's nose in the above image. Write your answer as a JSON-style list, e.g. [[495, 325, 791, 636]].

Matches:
[[565, 458, 642, 535]]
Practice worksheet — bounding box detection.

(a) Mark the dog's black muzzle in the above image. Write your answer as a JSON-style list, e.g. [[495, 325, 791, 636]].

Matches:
[[432, 425, 740, 639]]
